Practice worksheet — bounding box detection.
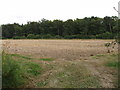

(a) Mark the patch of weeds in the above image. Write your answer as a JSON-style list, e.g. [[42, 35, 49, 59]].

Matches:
[[91, 54, 110, 59], [104, 54, 119, 68], [25, 62, 42, 76], [39, 58, 54, 61], [10, 54, 32, 60], [91, 54, 105, 59], [2, 52, 42, 88], [96, 54, 106, 57], [58, 72, 65, 77], [91, 56, 99, 59], [2, 52, 27, 88], [111, 54, 118, 57], [63, 73, 101, 88], [37, 81, 48, 87], [78, 76, 101, 88], [106, 61, 120, 68]]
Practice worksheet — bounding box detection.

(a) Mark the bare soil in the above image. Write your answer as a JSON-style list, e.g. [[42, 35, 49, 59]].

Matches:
[[2, 39, 118, 59]]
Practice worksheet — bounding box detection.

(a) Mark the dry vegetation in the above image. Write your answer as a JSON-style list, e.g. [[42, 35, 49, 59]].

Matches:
[[2, 39, 118, 88], [2, 39, 118, 59]]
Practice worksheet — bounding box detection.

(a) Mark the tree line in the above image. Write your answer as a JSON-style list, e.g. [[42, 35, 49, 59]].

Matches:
[[1, 16, 120, 39]]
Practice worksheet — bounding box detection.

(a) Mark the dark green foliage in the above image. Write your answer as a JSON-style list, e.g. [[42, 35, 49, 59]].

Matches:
[[34, 35, 41, 39], [96, 32, 114, 39], [64, 34, 96, 39], [115, 32, 120, 44], [12, 36, 26, 39], [1, 16, 118, 39], [27, 34, 36, 39], [41, 34, 53, 39], [54, 35, 63, 39]]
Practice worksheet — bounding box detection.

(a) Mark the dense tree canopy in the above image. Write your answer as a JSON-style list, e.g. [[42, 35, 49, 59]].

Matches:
[[1, 16, 119, 39]]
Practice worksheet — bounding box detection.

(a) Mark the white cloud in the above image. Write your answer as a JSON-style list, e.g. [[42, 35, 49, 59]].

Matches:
[[0, 0, 119, 25]]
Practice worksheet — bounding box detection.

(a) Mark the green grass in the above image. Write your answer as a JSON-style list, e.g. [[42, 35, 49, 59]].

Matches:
[[2, 52, 26, 88], [2, 52, 42, 88], [100, 54, 119, 68], [37, 81, 48, 87], [96, 54, 106, 57], [39, 58, 54, 61], [25, 62, 42, 76], [62, 65, 101, 88], [106, 61, 120, 68], [10, 54, 32, 60], [91, 53, 119, 68], [43, 62, 101, 88], [91, 54, 106, 59], [58, 72, 65, 77], [91, 53, 118, 60]]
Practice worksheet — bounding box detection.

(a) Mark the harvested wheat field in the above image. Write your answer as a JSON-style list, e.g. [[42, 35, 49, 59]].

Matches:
[[2, 39, 118, 88]]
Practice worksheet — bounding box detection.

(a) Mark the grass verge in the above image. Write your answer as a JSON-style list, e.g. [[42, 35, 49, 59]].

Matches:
[[2, 52, 26, 88], [2, 51, 42, 88]]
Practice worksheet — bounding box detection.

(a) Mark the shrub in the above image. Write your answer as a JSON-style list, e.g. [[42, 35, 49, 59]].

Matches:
[[27, 34, 36, 39], [34, 35, 41, 39], [64, 35, 80, 39], [96, 32, 114, 39], [0, 37, 6, 39], [64, 35, 71, 39], [54, 35, 63, 39], [26, 34, 42, 39], [115, 32, 120, 44], [12, 36, 26, 39], [42, 34, 53, 39], [64, 34, 94, 39], [90, 35, 96, 39]]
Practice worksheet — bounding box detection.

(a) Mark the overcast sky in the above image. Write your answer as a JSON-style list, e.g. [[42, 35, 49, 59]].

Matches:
[[0, 0, 119, 25]]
